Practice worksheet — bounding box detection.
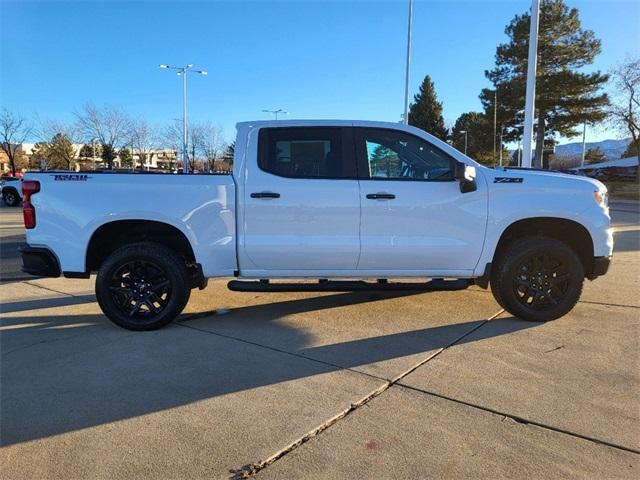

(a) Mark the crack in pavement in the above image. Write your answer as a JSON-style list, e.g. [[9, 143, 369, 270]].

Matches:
[[395, 383, 640, 456], [227, 309, 505, 479]]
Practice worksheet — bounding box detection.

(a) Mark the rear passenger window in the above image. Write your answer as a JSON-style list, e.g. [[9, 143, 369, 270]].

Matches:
[[258, 127, 355, 179]]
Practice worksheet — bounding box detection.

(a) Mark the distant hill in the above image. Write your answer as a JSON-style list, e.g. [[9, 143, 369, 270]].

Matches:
[[555, 138, 631, 159]]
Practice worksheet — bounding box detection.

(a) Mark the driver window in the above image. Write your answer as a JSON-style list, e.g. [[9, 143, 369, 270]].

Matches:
[[360, 129, 454, 181]]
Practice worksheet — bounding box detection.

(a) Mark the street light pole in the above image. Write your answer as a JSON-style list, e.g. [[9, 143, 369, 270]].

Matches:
[[460, 130, 468, 155], [499, 125, 504, 166], [521, 0, 541, 168], [580, 121, 587, 167], [493, 89, 497, 163], [403, 0, 413, 125], [159, 64, 208, 173], [91, 138, 96, 170], [262, 109, 288, 120]]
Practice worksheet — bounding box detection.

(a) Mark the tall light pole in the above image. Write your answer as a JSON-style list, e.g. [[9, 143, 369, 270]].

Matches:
[[460, 130, 468, 155], [521, 0, 541, 168], [403, 0, 413, 125], [499, 125, 505, 166], [91, 138, 96, 170], [493, 88, 498, 162], [580, 121, 587, 167], [159, 64, 208, 173], [262, 109, 288, 120]]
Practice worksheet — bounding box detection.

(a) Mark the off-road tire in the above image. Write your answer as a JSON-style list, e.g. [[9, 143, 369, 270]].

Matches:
[[491, 236, 584, 322], [96, 242, 191, 331]]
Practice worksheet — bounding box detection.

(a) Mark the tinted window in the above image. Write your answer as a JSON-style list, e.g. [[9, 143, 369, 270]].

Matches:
[[258, 127, 355, 179], [357, 128, 454, 181]]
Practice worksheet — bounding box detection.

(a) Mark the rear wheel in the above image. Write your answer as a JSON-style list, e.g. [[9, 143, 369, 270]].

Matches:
[[95, 242, 191, 330], [491, 236, 584, 322], [3, 189, 20, 207]]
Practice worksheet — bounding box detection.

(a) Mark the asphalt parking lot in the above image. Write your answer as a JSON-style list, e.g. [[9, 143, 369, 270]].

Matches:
[[1, 202, 639, 479]]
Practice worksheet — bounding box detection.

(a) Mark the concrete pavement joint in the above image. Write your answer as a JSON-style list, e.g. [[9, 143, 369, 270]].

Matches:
[[228, 309, 504, 479], [468, 286, 640, 310], [395, 383, 640, 456], [175, 314, 385, 383], [23, 281, 96, 303]]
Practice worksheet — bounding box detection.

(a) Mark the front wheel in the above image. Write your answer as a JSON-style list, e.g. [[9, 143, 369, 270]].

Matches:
[[96, 242, 191, 330], [491, 236, 584, 322]]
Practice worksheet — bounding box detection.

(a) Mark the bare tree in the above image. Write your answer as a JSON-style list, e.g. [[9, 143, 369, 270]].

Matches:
[[0, 109, 32, 175], [162, 119, 205, 171], [75, 103, 130, 169], [609, 57, 640, 175], [194, 121, 225, 172], [129, 118, 159, 170]]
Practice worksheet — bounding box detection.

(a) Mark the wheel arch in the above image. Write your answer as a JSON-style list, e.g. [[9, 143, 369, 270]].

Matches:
[[493, 217, 595, 277], [86, 219, 197, 273]]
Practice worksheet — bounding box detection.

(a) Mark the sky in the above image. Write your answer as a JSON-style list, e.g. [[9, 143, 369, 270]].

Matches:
[[1, 0, 639, 145]]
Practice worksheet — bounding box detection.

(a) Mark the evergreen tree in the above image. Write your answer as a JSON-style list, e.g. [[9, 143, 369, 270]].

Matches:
[[621, 140, 638, 159], [450, 112, 495, 165], [222, 141, 235, 164], [101, 143, 117, 168], [47, 133, 76, 170], [481, 0, 609, 168], [585, 147, 606, 164], [408, 75, 448, 141], [79, 143, 101, 160], [119, 148, 133, 168], [369, 145, 400, 177]]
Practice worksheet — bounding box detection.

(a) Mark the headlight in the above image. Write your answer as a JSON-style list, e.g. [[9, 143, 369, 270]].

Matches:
[[593, 190, 608, 209]]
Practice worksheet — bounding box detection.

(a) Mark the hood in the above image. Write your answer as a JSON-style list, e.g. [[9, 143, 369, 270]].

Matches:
[[484, 167, 607, 193]]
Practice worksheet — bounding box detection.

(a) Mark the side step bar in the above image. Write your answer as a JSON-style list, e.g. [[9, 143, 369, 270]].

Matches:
[[227, 279, 471, 293]]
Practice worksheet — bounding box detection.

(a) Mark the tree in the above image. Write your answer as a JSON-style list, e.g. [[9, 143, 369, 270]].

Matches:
[[584, 147, 606, 164], [192, 121, 225, 172], [101, 144, 117, 167], [450, 112, 495, 165], [119, 148, 133, 168], [608, 58, 639, 176], [75, 104, 130, 169], [47, 133, 76, 170], [129, 119, 158, 170], [221, 141, 235, 165], [369, 145, 400, 177], [408, 75, 448, 141], [0, 109, 32, 175], [481, 0, 609, 168], [621, 140, 639, 159], [29, 133, 76, 170], [79, 143, 101, 160]]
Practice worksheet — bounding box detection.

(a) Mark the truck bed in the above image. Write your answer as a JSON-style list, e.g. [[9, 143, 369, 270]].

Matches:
[[23, 172, 237, 277]]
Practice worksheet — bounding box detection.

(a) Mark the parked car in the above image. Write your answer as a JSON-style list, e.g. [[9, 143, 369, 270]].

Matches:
[[19, 120, 613, 330], [1, 177, 22, 206]]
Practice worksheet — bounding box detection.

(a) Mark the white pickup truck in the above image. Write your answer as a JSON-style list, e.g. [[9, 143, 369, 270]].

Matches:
[[20, 120, 613, 330]]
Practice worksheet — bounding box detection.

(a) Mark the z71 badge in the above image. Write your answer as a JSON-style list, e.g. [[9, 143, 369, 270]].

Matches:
[[494, 177, 523, 183], [52, 174, 90, 181]]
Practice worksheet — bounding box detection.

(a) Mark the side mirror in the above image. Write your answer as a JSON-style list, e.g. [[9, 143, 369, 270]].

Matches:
[[453, 161, 477, 193]]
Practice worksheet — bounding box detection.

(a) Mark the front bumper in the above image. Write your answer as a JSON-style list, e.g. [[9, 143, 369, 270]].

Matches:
[[19, 245, 61, 278], [589, 256, 612, 279]]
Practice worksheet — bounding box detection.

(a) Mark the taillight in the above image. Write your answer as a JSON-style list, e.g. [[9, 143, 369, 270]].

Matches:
[[22, 180, 40, 229]]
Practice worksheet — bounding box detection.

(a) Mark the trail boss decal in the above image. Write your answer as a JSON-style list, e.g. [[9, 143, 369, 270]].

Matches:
[[494, 177, 523, 183], [52, 174, 90, 181]]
